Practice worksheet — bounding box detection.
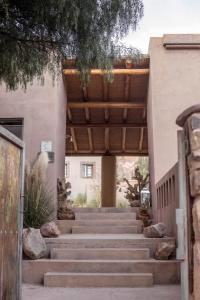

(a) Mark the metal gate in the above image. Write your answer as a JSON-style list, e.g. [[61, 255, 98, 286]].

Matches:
[[0, 126, 24, 300]]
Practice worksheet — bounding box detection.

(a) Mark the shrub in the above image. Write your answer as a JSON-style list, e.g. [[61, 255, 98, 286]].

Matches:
[[73, 193, 87, 207], [23, 152, 54, 228]]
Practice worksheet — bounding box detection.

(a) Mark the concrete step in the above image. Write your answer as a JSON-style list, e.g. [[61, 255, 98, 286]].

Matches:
[[50, 248, 150, 260], [72, 226, 138, 234], [44, 272, 153, 287], [75, 212, 136, 220], [23, 259, 180, 285], [72, 207, 139, 213], [57, 220, 143, 234], [45, 234, 176, 257]]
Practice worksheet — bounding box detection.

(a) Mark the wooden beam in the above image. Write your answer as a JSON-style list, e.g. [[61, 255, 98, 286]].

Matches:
[[102, 78, 110, 123], [66, 122, 147, 128], [122, 127, 126, 152], [138, 108, 146, 152], [63, 69, 149, 76], [105, 128, 109, 151], [87, 128, 93, 153], [65, 150, 148, 156], [70, 128, 78, 152], [82, 87, 90, 123], [68, 102, 145, 109], [67, 108, 72, 122], [123, 75, 130, 123], [139, 127, 144, 151]]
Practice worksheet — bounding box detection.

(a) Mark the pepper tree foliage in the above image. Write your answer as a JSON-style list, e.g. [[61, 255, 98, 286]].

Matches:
[[0, 0, 144, 90]]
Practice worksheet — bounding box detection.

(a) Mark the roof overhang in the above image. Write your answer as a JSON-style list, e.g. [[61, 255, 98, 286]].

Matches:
[[63, 57, 150, 156]]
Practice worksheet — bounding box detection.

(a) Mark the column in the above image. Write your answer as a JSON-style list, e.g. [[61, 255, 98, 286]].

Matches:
[[101, 155, 116, 207]]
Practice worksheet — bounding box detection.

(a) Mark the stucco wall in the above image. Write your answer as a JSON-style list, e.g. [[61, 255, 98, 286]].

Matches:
[[65, 156, 101, 205], [0, 73, 67, 206], [148, 34, 200, 187]]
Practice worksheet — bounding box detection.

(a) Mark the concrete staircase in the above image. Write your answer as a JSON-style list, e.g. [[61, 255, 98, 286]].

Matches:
[[22, 208, 180, 288]]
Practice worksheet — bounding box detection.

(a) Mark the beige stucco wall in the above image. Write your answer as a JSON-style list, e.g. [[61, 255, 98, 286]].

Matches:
[[65, 156, 101, 205], [148, 34, 200, 192], [0, 73, 67, 206]]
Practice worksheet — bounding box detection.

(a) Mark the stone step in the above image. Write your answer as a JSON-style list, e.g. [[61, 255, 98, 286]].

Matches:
[[45, 234, 176, 257], [23, 259, 180, 285], [44, 272, 153, 288], [75, 212, 136, 220], [72, 226, 138, 234], [57, 220, 143, 234], [72, 207, 139, 213], [50, 248, 150, 260]]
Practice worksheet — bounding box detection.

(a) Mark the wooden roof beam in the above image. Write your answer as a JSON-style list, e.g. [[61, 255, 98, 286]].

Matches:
[[139, 127, 144, 152], [82, 87, 90, 123], [123, 75, 130, 123], [102, 79, 110, 123], [105, 128, 109, 152], [138, 108, 146, 152], [70, 128, 78, 153], [66, 122, 147, 128], [63, 69, 149, 76], [68, 102, 145, 109], [122, 127, 126, 152], [67, 108, 72, 122], [87, 128, 93, 153], [66, 150, 148, 156]]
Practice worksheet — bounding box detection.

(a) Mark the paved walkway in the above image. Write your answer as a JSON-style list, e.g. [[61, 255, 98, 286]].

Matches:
[[22, 284, 181, 300]]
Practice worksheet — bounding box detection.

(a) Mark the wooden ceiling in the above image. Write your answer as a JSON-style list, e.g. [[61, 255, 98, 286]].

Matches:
[[64, 57, 149, 156]]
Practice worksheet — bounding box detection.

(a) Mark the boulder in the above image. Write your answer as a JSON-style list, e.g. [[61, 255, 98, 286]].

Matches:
[[57, 207, 75, 220], [23, 228, 47, 259], [143, 223, 167, 238], [40, 221, 60, 238], [155, 241, 175, 260]]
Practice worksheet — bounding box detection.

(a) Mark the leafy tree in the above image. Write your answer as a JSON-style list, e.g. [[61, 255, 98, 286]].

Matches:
[[0, 0, 143, 89]]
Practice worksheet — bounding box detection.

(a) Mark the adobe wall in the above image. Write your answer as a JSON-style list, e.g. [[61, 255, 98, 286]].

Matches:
[[0, 73, 67, 208], [148, 34, 200, 217]]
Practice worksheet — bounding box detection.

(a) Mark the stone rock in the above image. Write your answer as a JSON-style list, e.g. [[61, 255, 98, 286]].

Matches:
[[190, 128, 200, 151], [155, 241, 175, 260], [40, 221, 60, 238], [57, 207, 75, 220], [143, 223, 167, 238], [190, 170, 200, 197], [23, 228, 47, 259]]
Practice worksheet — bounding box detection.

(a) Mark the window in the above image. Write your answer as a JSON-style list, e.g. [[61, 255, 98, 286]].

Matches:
[[0, 118, 23, 139], [81, 163, 95, 178], [65, 162, 70, 178]]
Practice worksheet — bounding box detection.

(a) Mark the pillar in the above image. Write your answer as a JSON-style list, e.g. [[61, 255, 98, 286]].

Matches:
[[101, 155, 116, 207]]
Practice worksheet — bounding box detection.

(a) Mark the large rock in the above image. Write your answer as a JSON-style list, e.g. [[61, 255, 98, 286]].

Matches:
[[23, 228, 47, 259], [143, 223, 167, 238], [40, 221, 60, 238], [155, 241, 175, 260]]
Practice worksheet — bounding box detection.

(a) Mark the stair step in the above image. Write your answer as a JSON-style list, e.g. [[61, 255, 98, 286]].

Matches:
[[57, 220, 143, 234], [23, 259, 180, 285], [75, 212, 136, 220], [45, 235, 176, 257], [72, 207, 139, 213], [44, 272, 153, 287], [51, 248, 150, 260], [72, 226, 138, 234]]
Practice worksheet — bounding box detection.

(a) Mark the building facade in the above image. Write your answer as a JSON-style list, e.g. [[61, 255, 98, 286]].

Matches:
[[1, 34, 199, 219]]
